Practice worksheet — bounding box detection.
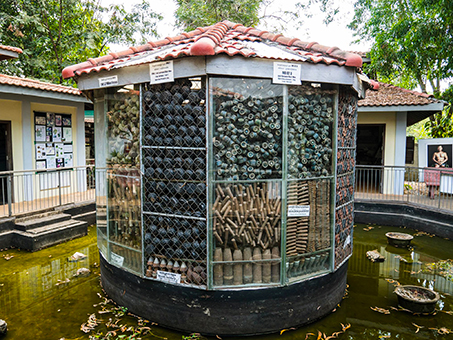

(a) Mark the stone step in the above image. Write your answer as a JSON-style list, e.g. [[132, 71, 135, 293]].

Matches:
[[15, 213, 72, 231], [14, 219, 88, 251], [23, 219, 84, 235]]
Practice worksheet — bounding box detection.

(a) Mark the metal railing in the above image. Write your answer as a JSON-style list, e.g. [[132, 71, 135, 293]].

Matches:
[[2, 164, 452, 219], [0, 165, 95, 218], [355, 165, 453, 213]]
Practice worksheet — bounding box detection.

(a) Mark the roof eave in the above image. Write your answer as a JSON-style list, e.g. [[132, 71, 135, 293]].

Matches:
[[358, 102, 444, 112], [0, 49, 20, 61]]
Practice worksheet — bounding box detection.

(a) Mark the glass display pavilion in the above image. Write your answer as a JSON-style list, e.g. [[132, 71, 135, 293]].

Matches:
[[63, 21, 366, 335]]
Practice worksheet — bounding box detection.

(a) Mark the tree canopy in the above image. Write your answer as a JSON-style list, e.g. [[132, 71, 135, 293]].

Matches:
[[174, 0, 322, 34], [0, 0, 162, 85], [349, 0, 453, 96]]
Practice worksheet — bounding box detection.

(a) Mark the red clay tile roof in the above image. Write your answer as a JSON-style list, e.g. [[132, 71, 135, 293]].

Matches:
[[0, 74, 82, 96], [359, 82, 439, 107], [62, 20, 362, 79], [0, 45, 23, 54]]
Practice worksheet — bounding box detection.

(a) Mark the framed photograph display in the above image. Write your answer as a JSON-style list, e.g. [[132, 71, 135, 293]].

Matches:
[[34, 111, 74, 171], [35, 125, 46, 142], [36, 160, 46, 170], [46, 112, 55, 126], [62, 127, 72, 142], [62, 115, 71, 127], [55, 114, 62, 126], [53, 127, 62, 142], [35, 114, 46, 125]]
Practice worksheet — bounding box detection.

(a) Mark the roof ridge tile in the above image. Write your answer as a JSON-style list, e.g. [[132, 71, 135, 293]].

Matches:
[[62, 20, 364, 79]]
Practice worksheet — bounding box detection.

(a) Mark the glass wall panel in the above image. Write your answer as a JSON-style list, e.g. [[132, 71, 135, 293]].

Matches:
[[287, 85, 336, 179], [286, 179, 332, 281], [211, 78, 283, 181], [212, 181, 282, 287], [105, 86, 142, 274], [141, 78, 208, 287]]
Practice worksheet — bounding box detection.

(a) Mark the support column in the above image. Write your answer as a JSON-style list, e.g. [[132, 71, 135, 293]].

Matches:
[[394, 111, 407, 195]]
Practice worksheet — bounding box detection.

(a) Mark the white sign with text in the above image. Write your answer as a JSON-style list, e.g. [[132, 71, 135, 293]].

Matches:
[[273, 62, 302, 85], [287, 205, 310, 217], [99, 75, 118, 87], [156, 270, 181, 284], [110, 252, 124, 267], [150, 61, 174, 84]]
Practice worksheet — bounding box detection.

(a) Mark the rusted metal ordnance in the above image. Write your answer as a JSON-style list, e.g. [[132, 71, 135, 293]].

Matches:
[[64, 20, 364, 337]]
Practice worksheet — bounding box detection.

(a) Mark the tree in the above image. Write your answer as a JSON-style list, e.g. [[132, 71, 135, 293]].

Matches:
[[0, 0, 162, 85], [349, 0, 453, 96], [175, 0, 263, 30], [174, 0, 320, 33], [424, 85, 453, 138]]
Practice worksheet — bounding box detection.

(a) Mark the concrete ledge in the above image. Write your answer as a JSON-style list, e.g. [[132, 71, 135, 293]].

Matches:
[[354, 201, 453, 240]]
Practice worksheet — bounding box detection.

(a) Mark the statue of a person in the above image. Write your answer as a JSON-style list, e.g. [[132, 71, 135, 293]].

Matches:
[[433, 145, 448, 167]]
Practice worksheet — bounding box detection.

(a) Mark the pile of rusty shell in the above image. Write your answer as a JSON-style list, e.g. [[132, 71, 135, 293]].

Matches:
[[286, 252, 330, 278], [144, 256, 207, 285], [286, 90, 335, 179], [213, 95, 283, 180], [212, 183, 282, 251], [213, 246, 280, 286], [107, 92, 140, 167]]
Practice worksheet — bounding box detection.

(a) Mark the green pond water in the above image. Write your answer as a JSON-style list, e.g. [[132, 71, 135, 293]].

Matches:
[[1, 224, 453, 340]]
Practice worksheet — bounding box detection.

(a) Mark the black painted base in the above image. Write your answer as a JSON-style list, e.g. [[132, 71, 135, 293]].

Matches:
[[100, 255, 348, 336]]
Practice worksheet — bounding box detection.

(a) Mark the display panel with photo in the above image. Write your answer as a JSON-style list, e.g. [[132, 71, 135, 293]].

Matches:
[[47, 157, 56, 169], [53, 127, 62, 142], [55, 114, 62, 126], [62, 115, 71, 127], [62, 127, 72, 142], [36, 144, 46, 160], [35, 125, 46, 142], [35, 115, 46, 125], [36, 160, 46, 170], [47, 112, 55, 126], [428, 144, 452, 168]]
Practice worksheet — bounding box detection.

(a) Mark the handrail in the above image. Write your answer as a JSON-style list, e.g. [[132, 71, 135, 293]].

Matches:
[[0, 164, 94, 176], [355, 165, 453, 214], [0, 165, 95, 218]]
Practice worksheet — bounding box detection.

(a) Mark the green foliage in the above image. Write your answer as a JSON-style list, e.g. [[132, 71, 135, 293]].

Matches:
[[421, 84, 453, 138], [407, 118, 430, 141], [175, 0, 264, 30], [0, 0, 162, 85], [174, 0, 322, 33], [349, 0, 453, 94]]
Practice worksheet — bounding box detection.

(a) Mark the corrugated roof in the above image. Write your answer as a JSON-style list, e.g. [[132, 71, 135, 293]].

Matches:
[[0, 74, 82, 96], [63, 20, 362, 79], [359, 82, 440, 107]]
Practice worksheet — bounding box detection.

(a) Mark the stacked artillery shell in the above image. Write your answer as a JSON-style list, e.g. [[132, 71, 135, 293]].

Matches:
[[334, 89, 358, 269], [107, 168, 142, 267], [141, 78, 208, 286], [252, 247, 262, 283], [106, 89, 142, 269], [243, 247, 253, 284], [212, 78, 283, 181], [287, 86, 335, 179], [212, 182, 281, 250]]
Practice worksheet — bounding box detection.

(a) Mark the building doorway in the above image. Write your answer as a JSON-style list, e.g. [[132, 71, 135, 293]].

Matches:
[[356, 124, 385, 193], [0, 121, 13, 204]]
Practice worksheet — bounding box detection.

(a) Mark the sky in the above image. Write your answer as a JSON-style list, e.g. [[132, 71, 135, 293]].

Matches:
[[101, 0, 371, 53]]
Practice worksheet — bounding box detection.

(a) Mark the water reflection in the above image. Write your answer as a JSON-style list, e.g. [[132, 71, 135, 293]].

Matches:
[[0, 228, 100, 340], [0, 225, 452, 340]]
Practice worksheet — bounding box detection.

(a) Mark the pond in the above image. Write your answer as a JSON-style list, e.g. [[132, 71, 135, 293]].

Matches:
[[1, 224, 452, 339]]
